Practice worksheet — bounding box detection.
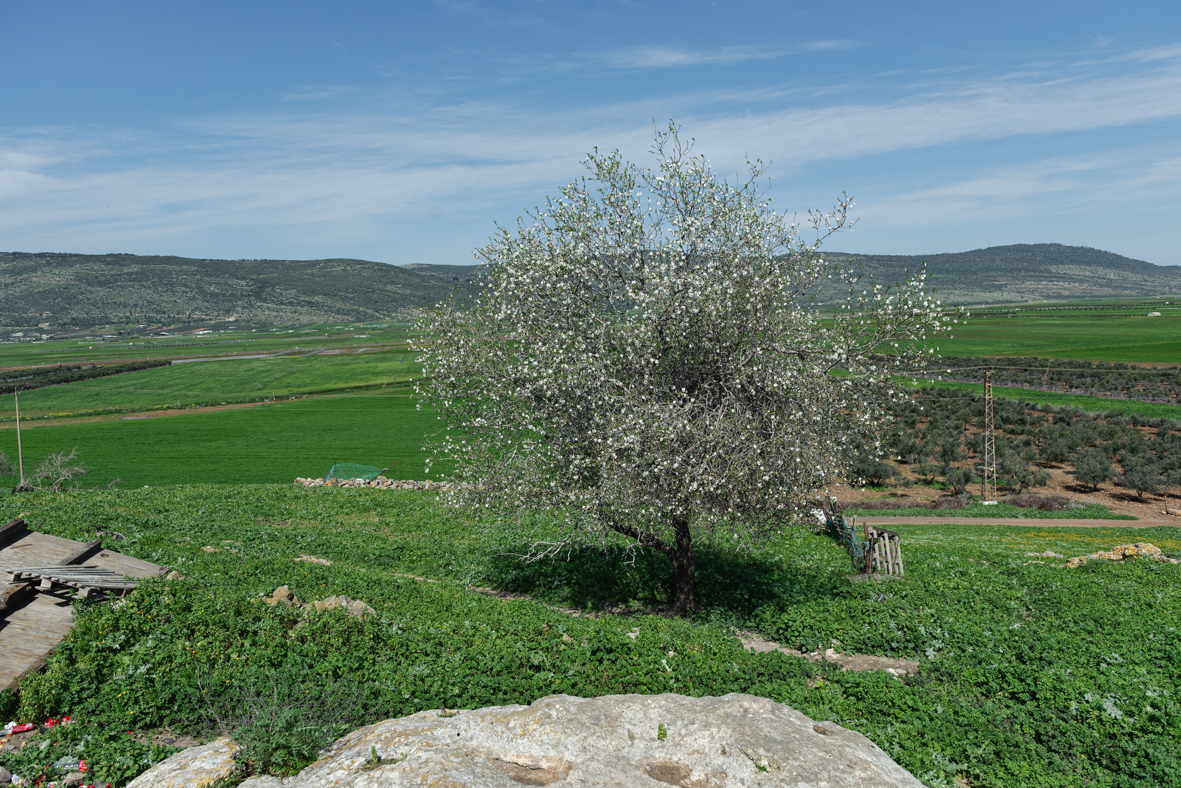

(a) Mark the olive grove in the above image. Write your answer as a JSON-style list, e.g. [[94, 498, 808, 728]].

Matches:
[[416, 125, 952, 615]]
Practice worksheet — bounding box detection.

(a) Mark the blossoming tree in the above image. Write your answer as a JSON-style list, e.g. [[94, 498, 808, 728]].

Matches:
[[417, 125, 950, 615]]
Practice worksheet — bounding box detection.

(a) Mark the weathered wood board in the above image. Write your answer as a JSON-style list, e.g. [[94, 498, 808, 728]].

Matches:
[[0, 519, 167, 691]]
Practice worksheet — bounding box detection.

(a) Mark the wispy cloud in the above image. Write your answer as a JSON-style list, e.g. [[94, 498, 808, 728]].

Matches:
[[1, 43, 1180, 261], [688, 48, 1181, 166], [859, 153, 1137, 226], [589, 40, 860, 70]]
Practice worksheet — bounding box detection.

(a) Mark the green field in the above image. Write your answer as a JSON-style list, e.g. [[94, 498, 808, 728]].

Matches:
[[1, 488, 1177, 786], [0, 389, 441, 487], [0, 322, 415, 368], [934, 310, 1181, 362], [0, 352, 422, 419]]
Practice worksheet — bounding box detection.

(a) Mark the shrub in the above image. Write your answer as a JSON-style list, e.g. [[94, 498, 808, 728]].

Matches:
[[1072, 447, 1113, 491], [30, 448, 87, 492], [943, 468, 975, 496], [996, 450, 1050, 493], [1116, 454, 1165, 500]]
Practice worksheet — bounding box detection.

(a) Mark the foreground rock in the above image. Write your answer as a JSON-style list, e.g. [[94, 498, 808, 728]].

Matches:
[[126, 735, 240, 788], [150, 693, 923, 787]]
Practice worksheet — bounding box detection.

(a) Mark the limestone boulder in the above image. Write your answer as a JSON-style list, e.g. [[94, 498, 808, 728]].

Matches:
[[126, 735, 241, 788], [155, 693, 922, 787]]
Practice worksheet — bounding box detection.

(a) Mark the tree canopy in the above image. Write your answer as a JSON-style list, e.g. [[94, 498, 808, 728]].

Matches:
[[417, 124, 953, 615]]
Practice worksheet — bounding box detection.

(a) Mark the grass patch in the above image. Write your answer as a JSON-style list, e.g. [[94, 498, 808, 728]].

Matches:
[[935, 313, 1181, 363], [0, 487, 1177, 786]]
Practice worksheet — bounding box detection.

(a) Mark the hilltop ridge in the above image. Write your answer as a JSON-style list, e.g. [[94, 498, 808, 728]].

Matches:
[[3, 244, 1178, 329], [0, 252, 477, 328], [824, 243, 1181, 303]]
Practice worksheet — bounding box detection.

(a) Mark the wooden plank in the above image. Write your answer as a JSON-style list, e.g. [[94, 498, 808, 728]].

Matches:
[[0, 582, 34, 610], [59, 538, 103, 566], [0, 594, 75, 691], [0, 518, 28, 549], [0, 526, 167, 690]]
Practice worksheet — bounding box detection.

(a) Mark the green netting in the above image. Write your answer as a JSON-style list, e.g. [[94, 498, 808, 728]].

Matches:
[[324, 462, 383, 481], [825, 513, 869, 573]]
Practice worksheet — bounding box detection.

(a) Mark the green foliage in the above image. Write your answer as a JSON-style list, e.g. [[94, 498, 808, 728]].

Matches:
[[943, 467, 974, 497], [205, 673, 374, 777], [849, 451, 901, 487], [996, 450, 1051, 493], [1116, 454, 1169, 500], [1073, 447, 1114, 490], [0, 721, 179, 787], [0, 689, 17, 720], [0, 488, 1177, 786]]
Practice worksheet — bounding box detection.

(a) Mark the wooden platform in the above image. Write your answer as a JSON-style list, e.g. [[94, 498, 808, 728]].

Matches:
[[0, 519, 167, 691]]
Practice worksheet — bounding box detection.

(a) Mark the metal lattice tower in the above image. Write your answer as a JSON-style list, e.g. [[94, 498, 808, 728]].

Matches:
[[981, 369, 997, 503]]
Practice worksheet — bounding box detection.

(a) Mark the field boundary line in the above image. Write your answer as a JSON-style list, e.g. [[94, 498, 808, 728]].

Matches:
[[862, 516, 1177, 528]]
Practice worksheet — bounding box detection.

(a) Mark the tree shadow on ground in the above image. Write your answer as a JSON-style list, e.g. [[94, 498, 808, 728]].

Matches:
[[481, 542, 848, 621]]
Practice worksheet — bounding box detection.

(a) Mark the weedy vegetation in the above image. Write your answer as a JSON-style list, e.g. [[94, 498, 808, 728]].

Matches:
[[0, 487, 1177, 787]]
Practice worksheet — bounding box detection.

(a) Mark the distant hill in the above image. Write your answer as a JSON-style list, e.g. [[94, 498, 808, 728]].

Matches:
[[0, 252, 478, 328], [400, 263, 484, 282], [4, 244, 1175, 329], [823, 244, 1181, 304]]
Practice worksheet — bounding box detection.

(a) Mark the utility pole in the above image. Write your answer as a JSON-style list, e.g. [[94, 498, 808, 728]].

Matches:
[[13, 389, 33, 493], [981, 369, 997, 504]]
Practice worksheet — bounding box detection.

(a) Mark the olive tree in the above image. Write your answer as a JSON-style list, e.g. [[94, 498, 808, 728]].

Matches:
[[416, 125, 952, 615]]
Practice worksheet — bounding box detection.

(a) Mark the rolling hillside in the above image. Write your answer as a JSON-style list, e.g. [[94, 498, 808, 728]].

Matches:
[[824, 243, 1181, 303], [0, 252, 478, 328], [4, 243, 1178, 329]]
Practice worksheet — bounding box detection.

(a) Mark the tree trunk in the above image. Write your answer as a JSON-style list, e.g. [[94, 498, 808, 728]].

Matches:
[[669, 516, 696, 616], [603, 515, 697, 616]]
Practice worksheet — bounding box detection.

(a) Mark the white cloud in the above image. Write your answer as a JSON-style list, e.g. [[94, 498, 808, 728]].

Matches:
[[0, 169, 52, 200], [1, 43, 1180, 260], [588, 40, 861, 70], [856, 150, 1181, 228]]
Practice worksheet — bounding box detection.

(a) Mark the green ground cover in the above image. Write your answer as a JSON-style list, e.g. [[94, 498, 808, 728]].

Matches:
[[0, 352, 422, 418], [0, 488, 1177, 786], [0, 389, 440, 487]]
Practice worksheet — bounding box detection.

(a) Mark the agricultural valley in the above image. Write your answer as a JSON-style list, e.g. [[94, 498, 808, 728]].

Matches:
[[0, 246, 1179, 787]]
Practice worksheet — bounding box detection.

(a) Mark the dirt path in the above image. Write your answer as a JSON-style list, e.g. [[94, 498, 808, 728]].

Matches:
[[861, 516, 1178, 528]]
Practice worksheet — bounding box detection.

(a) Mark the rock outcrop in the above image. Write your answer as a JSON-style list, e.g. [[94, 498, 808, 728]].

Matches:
[[1065, 542, 1179, 568], [263, 585, 377, 618], [294, 477, 470, 491], [126, 735, 240, 788], [141, 693, 923, 787]]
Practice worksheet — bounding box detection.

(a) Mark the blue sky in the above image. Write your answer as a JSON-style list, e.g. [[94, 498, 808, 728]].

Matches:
[[2, 1, 1180, 265]]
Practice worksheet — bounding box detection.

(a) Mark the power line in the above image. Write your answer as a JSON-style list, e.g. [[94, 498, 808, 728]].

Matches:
[[981, 370, 997, 504]]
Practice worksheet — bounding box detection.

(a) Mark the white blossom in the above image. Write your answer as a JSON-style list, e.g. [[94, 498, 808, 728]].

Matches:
[[414, 123, 949, 615]]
